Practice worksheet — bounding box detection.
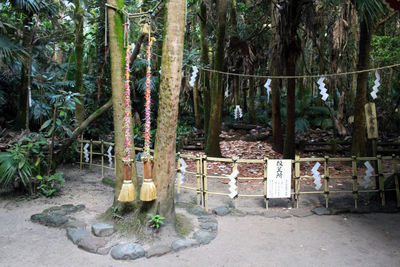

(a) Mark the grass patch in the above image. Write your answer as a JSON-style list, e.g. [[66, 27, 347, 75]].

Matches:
[[175, 213, 193, 238], [102, 177, 115, 188]]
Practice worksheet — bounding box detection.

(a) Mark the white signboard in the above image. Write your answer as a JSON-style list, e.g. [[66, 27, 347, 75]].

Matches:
[[267, 159, 292, 198]]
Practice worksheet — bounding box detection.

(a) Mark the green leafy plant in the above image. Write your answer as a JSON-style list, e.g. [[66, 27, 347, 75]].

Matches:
[[147, 213, 165, 229], [34, 173, 65, 197]]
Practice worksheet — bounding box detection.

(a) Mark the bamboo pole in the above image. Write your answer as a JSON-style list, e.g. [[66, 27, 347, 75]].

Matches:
[[263, 157, 268, 209], [177, 153, 181, 194], [232, 156, 239, 209], [202, 155, 208, 211], [324, 156, 330, 208], [377, 155, 386, 206], [196, 156, 201, 205], [351, 156, 358, 208], [89, 139, 93, 169], [295, 155, 300, 208], [101, 140, 104, 178], [394, 155, 400, 208]]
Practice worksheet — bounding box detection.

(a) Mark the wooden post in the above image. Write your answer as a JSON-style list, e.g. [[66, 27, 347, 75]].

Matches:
[[101, 140, 104, 178], [177, 153, 181, 194], [232, 156, 239, 209], [324, 156, 330, 208], [79, 136, 83, 170], [89, 139, 93, 169], [202, 155, 208, 211], [377, 155, 385, 206], [351, 156, 358, 208], [294, 155, 300, 208], [264, 158, 268, 209], [393, 155, 400, 208], [196, 156, 201, 205]]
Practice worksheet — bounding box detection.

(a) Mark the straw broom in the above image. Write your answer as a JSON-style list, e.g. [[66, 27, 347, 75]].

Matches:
[[140, 157, 156, 201], [118, 161, 136, 202]]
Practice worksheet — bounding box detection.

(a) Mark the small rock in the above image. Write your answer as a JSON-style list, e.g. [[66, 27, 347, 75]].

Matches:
[[61, 204, 77, 213], [171, 239, 199, 252], [97, 246, 112, 255], [290, 209, 313, 218], [110, 243, 145, 260], [200, 222, 218, 231], [91, 222, 115, 237], [63, 219, 87, 229], [78, 236, 107, 254], [187, 205, 208, 216], [66, 227, 90, 244], [312, 207, 331, 216], [146, 245, 171, 258], [212, 206, 229, 216], [230, 209, 246, 217], [193, 230, 216, 244], [198, 215, 217, 224], [31, 213, 68, 227]]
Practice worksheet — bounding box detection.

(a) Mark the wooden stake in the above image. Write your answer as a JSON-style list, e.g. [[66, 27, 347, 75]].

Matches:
[[324, 156, 330, 208], [295, 155, 300, 209], [377, 155, 385, 206], [351, 156, 358, 209], [264, 158, 268, 209]]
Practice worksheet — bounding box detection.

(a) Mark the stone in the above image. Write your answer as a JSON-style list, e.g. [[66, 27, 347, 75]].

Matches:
[[97, 246, 112, 255], [31, 213, 68, 227], [230, 209, 247, 217], [264, 210, 291, 219], [66, 227, 90, 245], [171, 239, 199, 252], [110, 243, 145, 260], [330, 208, 351, 215], [290, 209, 313, 218], [247, 211, 263, 216], [198, 215, 217, 224], [212, 206, 229, 216], [200, 222, 218, 231], [77, 235, 107, 254], [193, 230, 216, 244], [63, 219, 87, 229], [146, 245, 171, 258], [187, 205, 208, 216], [91, 222, 115, 237], [312, 207, 331, 216]]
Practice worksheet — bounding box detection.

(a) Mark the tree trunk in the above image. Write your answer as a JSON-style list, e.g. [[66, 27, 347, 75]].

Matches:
[[248, 66, 256, 123], [16, 15, 34, 130], [199, 1, 211, 139], [150, 0, 186, 223], [74, 0, 85, 126], [351, 20, 371, 157], [283, 60, 297, 159], [107, 0, 138, 205], [233, 76, 240, 106], [193, 79, 202, 129], [205, 0, 228, 157]]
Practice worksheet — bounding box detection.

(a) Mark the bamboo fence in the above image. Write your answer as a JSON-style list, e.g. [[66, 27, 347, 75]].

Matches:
[[77, 138, 400, 210]]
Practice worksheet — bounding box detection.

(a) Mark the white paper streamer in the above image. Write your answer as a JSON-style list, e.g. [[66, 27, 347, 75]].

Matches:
[[228, 169, 239, 199], [83, 143, 89, 163], [234, 105, 243, 120], [189, 66, 198, 87], [362, 161, 374, 188], [130, 43, 135, 53], [264, 79, 271, 103], [28, 87, 32, 107], [178, 158, 188, 185], [312, 162, 322, 190], [371, 70, 380, 99], [107, 146, 113, 168], [225, 81, 229, 98], [317, 76, 329, 102]]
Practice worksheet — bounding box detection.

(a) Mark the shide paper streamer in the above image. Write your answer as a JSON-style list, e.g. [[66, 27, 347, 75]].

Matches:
[[264, 79, 271, 103], [317, 76, 329, 102], [189, 66, 198, 87], [234, 105, 243, 120], [84, 143, 89, 163], [228, 169, 239, 199], [362, 161, 374, 188], [371, 70, 380, 99], [312, 162, 322, 190]]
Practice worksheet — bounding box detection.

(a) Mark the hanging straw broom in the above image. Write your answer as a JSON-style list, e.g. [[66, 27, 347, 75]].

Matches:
[[139, 24, 157, 202], [118, 23, 136, 202]]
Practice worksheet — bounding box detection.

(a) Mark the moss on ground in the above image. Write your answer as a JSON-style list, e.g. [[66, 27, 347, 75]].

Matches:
[[175, 213, 193, 238]]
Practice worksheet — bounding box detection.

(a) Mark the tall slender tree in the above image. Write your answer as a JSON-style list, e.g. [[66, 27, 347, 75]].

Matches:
[[74, 0, 85, 126]]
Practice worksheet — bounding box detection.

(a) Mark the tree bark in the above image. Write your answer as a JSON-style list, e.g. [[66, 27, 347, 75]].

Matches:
[[107, 0, 138, 205], [205, 0, 228, 157], [150, 0, 186, 223], [74, 0, 85, 125], [248, 66, 256, 123]]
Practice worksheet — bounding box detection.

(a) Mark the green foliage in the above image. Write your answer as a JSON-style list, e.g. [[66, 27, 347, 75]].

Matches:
[[34, 173, 65, 197], [371, 36, 400, 65], [147, 213, 165, 229]]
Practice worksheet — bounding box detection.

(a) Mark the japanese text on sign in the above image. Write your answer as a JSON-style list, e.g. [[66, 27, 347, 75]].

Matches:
[[267, 159, 292, 198]]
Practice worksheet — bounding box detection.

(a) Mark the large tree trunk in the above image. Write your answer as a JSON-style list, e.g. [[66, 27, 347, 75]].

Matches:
[[205, 0, 228, 157], [351, 20, 371, 156], [199, 1, 211, 138], [107, 0, 138, 205], [193, 79, 202, 129], [248, 66, 256, 124], [16, 15, 34, 130], [149, 0, 186, 223], [283, 60, 297, 159], [74, 0, 85, 125]]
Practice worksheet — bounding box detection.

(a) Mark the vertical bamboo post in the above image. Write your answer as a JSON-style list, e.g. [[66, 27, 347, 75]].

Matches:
[[232, 156, 239, 209], [324, 156, 330, 208], [377, 155, 385, 206], [196, 155, 201, 205], [351, 156, 358, 208], [101, 140, 104, 178], [393, 155, 400, 208], [79, 136, 83, 170], [202, 155, 208, 211], [177, 153, 181, 194], [263, 158, 268, 209], [89, 139, 93, 169], [295, 155, 300, 209]]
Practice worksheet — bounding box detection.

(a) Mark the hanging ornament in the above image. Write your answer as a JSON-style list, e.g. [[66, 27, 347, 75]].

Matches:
[[189, 66, 198, 87], [234, 105, 243, 120], [371, 70, 380, 99], [228, 169, 239, 199], [311, 162, 322, 190], [317, 76, 329, 101], [362, 161, 374, 188], [118, 23, 136, 203], [224, 81, 229, 99], [84, 143, 89, 163], [28, 87, 32, 107], [107, 146, 113, 168], [264, 79, 271, 103], [178, 158, 188, 185]]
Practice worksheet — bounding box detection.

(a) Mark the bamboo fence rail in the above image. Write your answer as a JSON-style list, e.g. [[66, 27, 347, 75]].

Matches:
[[77, 138, 400, 210]]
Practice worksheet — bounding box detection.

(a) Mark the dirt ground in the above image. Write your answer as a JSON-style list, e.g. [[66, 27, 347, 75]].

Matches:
[[0, 164, 399, 267]]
